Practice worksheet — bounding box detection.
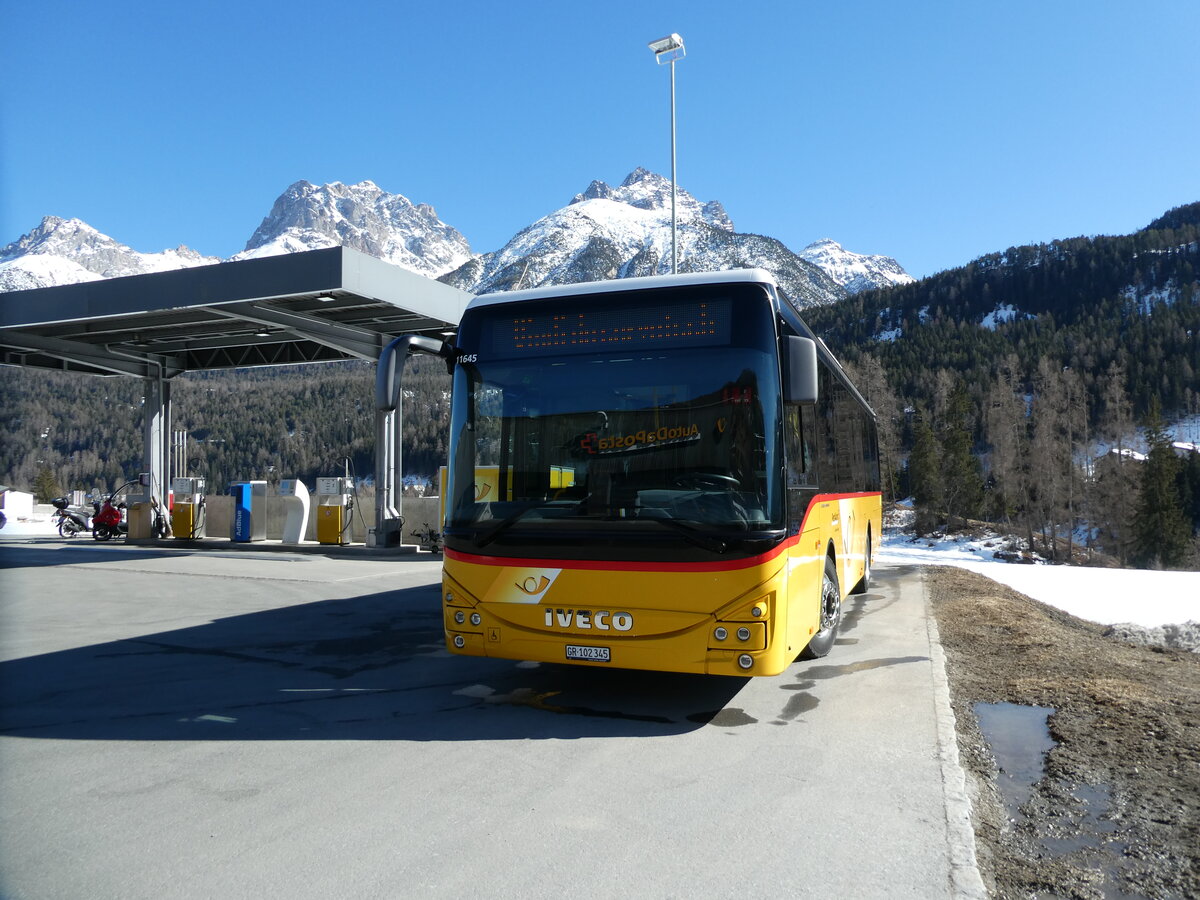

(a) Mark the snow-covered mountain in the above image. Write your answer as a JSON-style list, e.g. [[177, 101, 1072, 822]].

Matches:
[[440, 168, 847, 308], [0, 216, 218, 292], [0, 174, 901, 307], [232, 180, 472, 279], [799, 238, 913, 294]]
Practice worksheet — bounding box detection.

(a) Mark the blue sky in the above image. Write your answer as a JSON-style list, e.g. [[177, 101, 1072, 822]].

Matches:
[[2, 0, 1197, 279]]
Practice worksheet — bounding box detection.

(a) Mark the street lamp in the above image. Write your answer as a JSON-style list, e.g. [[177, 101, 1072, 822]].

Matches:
[[648, 32, 685, 275]]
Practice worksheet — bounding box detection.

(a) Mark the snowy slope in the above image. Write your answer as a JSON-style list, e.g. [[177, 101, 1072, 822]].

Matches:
[[0, 253, 103, 291]]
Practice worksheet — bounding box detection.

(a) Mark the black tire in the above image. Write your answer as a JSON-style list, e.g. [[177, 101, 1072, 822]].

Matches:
[[851, 531, 872, 595], [58, 520, 80, 538], [93, 525, 112, 542], [800, 554, 842, 660]]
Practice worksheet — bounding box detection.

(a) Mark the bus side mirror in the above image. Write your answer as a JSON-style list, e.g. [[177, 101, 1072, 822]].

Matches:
[[784, 336, 819, 404], [376, 335, 455, 411]]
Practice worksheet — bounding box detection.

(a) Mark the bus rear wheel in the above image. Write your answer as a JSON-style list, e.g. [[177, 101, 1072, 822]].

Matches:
[[800, 555, 841, 660], [851, 532, 872, 595]]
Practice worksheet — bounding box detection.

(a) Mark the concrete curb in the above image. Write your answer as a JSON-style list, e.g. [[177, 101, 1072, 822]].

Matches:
[[923, 569, 989, 899]]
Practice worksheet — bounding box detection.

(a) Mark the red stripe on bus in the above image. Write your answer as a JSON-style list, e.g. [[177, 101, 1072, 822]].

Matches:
[[443, 492, 881, 574]]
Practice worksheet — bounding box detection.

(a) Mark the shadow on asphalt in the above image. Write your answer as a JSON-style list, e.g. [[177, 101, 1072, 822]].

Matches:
[[0, 580, 749, 742], [0, 543, 182, 568], [0, 540, 433, 566]]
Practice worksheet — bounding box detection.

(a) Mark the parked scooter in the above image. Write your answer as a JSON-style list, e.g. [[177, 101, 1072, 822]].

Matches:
[[51, 497, 91, 537], [413, 522, 443, 554], [92, 490, 129, 542]]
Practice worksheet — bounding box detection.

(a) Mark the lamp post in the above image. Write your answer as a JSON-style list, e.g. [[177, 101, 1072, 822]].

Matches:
[[648, 33, 685, 275]]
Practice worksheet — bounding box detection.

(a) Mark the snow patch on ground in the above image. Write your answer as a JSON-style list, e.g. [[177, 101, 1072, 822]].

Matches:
[[0, 514, 60, 537], [979, 303, 1035, 330]]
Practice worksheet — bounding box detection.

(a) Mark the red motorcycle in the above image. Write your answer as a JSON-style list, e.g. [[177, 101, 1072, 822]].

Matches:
[[92, 489, 129, 542]]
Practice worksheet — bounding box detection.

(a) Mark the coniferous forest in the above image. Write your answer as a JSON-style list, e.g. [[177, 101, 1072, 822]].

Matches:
[[2, 203, 1198, 566]]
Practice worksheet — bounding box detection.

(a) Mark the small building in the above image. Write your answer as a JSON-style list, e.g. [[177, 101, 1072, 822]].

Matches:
[[0, 487, 35, 518]]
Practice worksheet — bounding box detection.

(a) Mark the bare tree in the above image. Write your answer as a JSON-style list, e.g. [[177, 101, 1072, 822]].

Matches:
[[1029, 359, 1071, 559], [1092, 362, 1138, 564], [841, 353, 902, 500], [983, 354, 1028, 529]]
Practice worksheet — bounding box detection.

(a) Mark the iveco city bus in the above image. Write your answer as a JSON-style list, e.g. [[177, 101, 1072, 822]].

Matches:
[[408, 269, 880, 676]]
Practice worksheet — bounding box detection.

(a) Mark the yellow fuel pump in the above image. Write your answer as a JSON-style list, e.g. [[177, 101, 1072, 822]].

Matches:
[[171, 477, 206, 539], [315, 476, 353, 545]]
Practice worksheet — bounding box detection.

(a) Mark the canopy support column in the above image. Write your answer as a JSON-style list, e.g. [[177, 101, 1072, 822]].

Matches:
[[138, 375, 171, 537], [373, 334, 454, 550]]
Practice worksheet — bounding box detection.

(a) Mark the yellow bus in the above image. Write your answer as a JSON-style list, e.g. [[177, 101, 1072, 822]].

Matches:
[[419, 269, 880, 676]]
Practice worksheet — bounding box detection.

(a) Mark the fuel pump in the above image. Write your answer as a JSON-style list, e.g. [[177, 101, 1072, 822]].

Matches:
[[279, 479, 311, 544], [315, 476, 354, 545], [171, 477, 207, 539]]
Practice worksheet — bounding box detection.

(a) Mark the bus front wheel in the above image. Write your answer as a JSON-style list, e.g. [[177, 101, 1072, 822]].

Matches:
[[800, 555, 841, 659]]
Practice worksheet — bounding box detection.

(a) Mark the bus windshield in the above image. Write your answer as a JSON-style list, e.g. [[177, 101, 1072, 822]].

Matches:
[[444, 288, 784, 557]]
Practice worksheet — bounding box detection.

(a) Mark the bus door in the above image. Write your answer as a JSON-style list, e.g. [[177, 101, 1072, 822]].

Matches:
[[783, 403, 822, 652]]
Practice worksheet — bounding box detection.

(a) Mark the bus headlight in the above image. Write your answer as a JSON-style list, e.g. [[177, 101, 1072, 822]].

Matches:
[[714, 626, 728, 641], [737, 654, 754, 670], [736, 627, 751, 641], [454, 611, 465, 624], [453, 635, 466, 648], [470, 612, 482, 626]]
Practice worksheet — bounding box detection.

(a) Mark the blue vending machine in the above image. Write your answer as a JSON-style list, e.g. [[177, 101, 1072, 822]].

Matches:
[[229, 481, 268, 542]]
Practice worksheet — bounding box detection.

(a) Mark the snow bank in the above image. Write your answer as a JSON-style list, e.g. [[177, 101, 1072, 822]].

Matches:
[[1102, 621, 1200, 653], [879, 532, 1199, 638]]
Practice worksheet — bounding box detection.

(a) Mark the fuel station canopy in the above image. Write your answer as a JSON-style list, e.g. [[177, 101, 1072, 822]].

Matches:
[[0, 246, 472, 546], [0, 246, 470, 376]]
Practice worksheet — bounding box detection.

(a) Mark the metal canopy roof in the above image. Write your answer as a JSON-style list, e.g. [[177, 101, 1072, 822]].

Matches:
[[0, 246, 472, 378]]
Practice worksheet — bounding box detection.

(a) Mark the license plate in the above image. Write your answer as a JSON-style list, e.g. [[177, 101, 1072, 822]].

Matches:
[[565, 644, 611, 662]]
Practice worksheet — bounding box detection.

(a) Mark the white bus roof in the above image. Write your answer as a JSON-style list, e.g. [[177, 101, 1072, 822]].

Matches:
[[467, 268, 779, 310]]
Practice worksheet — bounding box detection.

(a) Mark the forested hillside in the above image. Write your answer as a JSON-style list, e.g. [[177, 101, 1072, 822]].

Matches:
[[805, 202, 1200, 422], [0, 357, 451, 496], [806, 202, 1200, 567]]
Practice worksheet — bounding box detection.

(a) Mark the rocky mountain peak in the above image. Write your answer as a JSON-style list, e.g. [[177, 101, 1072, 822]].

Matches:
[[234, 179, 472, 278], [2, 216, 100, 258], [441, 169, 843, 307], [0, 215, 217, 291], [569, 169, 733, 233]]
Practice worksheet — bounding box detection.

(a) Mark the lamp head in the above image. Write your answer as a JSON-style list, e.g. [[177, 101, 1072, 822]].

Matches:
[[648, 33, 685, 64]]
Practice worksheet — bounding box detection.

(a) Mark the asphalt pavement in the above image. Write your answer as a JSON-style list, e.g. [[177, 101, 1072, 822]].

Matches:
[[0, 538, 984, 899]]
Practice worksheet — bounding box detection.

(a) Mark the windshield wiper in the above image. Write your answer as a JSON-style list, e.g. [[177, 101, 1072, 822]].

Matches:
[[640, 515, 730, 553], [472, 502, 544, 548], [471, 496, 593, 548]]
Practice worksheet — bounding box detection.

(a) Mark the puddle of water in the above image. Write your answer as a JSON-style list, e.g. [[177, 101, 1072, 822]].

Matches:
[[973, 702, 1056, 819], [1041, 784, 1120, 855], [975, 703, 1134, 897]]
